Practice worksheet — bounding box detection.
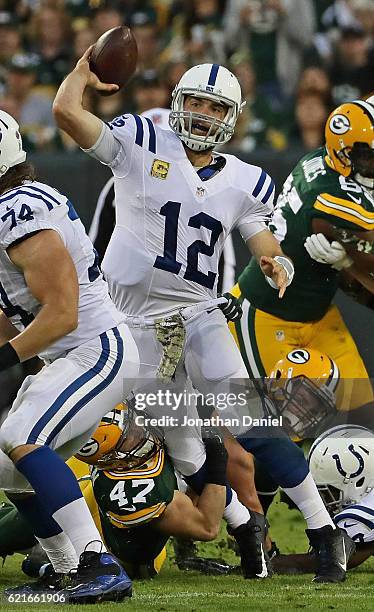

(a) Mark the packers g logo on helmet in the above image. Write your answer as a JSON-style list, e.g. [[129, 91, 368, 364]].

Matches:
[[77, 438, 100, 458], [286, 349, 310, 365], [329, 114, 351, 135], [75, 406, 124, 466]]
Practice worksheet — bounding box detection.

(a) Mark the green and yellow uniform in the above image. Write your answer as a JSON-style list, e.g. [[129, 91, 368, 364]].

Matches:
[[230, 146, 374, 408], [90, 448, 177, 577]]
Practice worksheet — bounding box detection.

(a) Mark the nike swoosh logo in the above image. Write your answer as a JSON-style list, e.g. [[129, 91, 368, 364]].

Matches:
[[256, 544, 268, 578], [337, 539, 347, 572], [120, 505, 137, 512], [348, 194, 362, 205], [343, 521, 357, 529]]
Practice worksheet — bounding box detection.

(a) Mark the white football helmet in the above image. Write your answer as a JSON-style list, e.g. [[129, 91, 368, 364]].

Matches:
[[0, 111, 26, 177], [308, 424, 374, 514], [169, 63, 244, 151]]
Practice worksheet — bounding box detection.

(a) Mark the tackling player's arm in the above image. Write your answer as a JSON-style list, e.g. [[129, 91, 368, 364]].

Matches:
[[3, 230, 79, 362], [154, 435, 227, 540], [53, 47, 118, 149], [153, 485, 225, 541]]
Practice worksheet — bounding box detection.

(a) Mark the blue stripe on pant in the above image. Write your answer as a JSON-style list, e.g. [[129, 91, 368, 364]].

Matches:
[[27, 328, 124, 445]]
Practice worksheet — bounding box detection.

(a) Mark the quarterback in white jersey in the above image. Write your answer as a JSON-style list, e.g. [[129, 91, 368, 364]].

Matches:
[[53, 54, 295, 445], [0, 112, 139, 601]]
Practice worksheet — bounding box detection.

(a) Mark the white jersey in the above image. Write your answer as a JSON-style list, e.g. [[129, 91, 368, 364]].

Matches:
[[100, 114, 275, 318], [141, 107, 171, 131], [0, 180, 123, 360], [335, 488, 374, 543]]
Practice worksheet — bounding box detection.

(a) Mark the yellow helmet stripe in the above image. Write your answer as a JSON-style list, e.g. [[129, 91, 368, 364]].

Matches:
[[315, 194, 374, 229]]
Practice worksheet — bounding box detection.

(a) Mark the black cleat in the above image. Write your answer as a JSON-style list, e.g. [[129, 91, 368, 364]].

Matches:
[[228, 512, 271, 579], [172, 537, 198, 569], [176, 555, 237, 575], [63, 550, 132, 604], [306, 525, 355, 583], [4, 564, 70, 596]]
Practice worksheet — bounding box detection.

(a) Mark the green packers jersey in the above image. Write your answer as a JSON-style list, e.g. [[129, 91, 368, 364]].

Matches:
[[92, 447, 177, 565], [239, 147, 374, 321]]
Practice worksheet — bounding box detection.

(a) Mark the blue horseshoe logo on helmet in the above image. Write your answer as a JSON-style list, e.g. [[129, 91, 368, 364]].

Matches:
[[332, 444, 365, 478]]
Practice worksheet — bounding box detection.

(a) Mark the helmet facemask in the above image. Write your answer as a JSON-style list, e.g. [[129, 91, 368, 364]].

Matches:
[[169, 90, 239, 151], [316, 483, 344, 515], [349, 142, 374, 191], [267, 376, 336, 439]]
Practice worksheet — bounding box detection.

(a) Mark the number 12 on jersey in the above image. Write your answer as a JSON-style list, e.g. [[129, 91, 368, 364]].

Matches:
[[154, 201, 223, 289]]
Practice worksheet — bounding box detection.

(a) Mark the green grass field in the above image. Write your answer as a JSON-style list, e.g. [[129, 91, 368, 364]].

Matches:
[[0, 496, 373, 611]]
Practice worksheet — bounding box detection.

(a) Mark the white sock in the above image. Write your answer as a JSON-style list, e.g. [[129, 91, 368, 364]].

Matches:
[[36, 532, 79, 573], [224, 490, 251, 529], [283, 473, 335, 530], [53, 497, 107, 558]]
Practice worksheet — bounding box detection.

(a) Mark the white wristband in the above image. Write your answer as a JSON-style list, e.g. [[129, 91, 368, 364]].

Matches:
[[265, 276, 278, 289], [274, 256, 294, 285], [265, 256, 294, 289]]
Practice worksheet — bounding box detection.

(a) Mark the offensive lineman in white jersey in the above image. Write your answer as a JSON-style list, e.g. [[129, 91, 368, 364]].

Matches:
[[53, 53, 353, 582], [0, 111, 139, 601]]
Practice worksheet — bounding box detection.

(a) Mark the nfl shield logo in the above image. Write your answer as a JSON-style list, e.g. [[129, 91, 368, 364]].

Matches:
[[275, 330, 285, 342], [196, 187, 205, 197]]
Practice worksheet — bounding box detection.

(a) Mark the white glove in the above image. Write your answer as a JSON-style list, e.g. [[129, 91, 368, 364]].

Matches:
[[304, 233, 353, 270]]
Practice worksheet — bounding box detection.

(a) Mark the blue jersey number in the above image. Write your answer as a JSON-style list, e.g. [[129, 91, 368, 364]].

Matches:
[[1, 203, 34, 230], [154, 201, 223, 289], [0, 282, 33, 327]]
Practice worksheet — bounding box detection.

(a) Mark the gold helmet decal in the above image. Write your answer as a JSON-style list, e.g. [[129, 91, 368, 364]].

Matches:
[[325, 100, 374, 178]]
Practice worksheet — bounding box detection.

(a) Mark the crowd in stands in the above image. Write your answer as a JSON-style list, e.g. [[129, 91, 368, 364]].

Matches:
[[0, 0, 373, 155]]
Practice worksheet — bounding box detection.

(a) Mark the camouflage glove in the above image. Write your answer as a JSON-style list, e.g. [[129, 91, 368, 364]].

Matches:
[[218, 292, 243, 322]]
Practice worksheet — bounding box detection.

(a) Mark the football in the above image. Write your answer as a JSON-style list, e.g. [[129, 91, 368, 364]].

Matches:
[[89, 25, 138, 95], [312, 218, 374, 272]]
